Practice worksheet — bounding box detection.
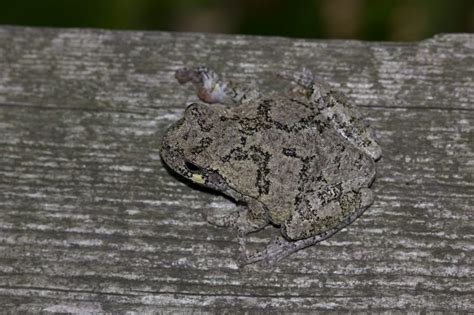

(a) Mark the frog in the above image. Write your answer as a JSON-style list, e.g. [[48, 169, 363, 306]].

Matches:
[[160, 65, 381, 265]]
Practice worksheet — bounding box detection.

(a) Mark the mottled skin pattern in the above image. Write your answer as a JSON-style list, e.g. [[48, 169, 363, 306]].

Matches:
[[160, 66, 381, 265]]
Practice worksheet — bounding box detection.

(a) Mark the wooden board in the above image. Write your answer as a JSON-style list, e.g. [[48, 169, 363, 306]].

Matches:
[[0, 26, 473, 312]]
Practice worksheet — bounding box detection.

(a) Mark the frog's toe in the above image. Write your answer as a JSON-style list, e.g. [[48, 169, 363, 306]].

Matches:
[[359, 188, 374, 209], [277, 68, 314, 87], [205, 211, 238, 227], [238, 236, 295, 266], [237, 250, 252, 267]]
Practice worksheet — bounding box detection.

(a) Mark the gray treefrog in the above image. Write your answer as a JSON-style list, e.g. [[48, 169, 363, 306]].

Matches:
[[160, 65, 381, 265]]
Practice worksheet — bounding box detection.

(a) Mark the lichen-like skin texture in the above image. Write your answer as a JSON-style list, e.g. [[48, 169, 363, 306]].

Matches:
[[160, 66, 381, 265]]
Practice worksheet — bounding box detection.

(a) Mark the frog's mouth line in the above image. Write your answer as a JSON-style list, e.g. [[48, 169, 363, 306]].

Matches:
[[160, 141, 248, 204]]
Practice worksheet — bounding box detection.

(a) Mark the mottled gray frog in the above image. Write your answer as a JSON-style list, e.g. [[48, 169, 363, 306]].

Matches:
[[160, 65, 381, 265]]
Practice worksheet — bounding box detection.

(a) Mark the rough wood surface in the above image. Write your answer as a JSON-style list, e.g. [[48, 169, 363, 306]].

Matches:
[[0, 26, 473, 313]]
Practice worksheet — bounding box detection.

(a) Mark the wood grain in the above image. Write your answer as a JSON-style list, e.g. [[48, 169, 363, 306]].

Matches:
[[0, 26, 473, 312]]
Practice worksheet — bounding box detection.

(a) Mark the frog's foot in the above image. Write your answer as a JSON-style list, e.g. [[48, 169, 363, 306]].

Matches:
[[278, 67, 317, 89], [240, 189, 373, 266], [206, 205, 269, 236], [277, 68, 330, 100], [175, 66, 261, 105], [239, 229, 339, 266]]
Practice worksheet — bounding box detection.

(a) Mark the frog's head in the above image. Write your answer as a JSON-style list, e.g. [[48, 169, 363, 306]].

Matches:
[[160, 118, 206, 185], [160, 102, 233, 192]]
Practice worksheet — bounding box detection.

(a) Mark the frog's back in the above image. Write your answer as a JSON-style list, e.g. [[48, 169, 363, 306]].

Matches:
[[227, 95, 375, 225]]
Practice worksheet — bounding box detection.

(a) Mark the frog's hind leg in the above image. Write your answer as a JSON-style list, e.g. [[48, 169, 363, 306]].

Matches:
[[241, 188, 373, 266], [278, 68, 382, 161], [175, 66, 261, 105]]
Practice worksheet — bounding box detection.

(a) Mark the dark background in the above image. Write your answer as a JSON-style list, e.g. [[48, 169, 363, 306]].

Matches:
[[1, 0, 473, 41]]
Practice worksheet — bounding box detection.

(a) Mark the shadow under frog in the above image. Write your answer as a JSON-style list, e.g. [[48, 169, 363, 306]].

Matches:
[[160, 65, 381, 265]]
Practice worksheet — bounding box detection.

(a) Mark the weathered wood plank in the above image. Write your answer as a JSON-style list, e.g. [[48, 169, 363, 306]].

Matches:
[[0, 26, 473, 312]]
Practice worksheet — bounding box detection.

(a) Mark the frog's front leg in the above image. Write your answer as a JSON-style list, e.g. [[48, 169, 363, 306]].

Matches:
[[278, 68, 382, 161], [206, 199, 269, 235], [175, 66, 261, 105], [241, 188, 373, 266]]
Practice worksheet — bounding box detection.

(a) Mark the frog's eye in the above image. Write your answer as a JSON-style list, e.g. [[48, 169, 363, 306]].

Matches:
[[184, 103, 201, 117], [185, 160, 201, 172]]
